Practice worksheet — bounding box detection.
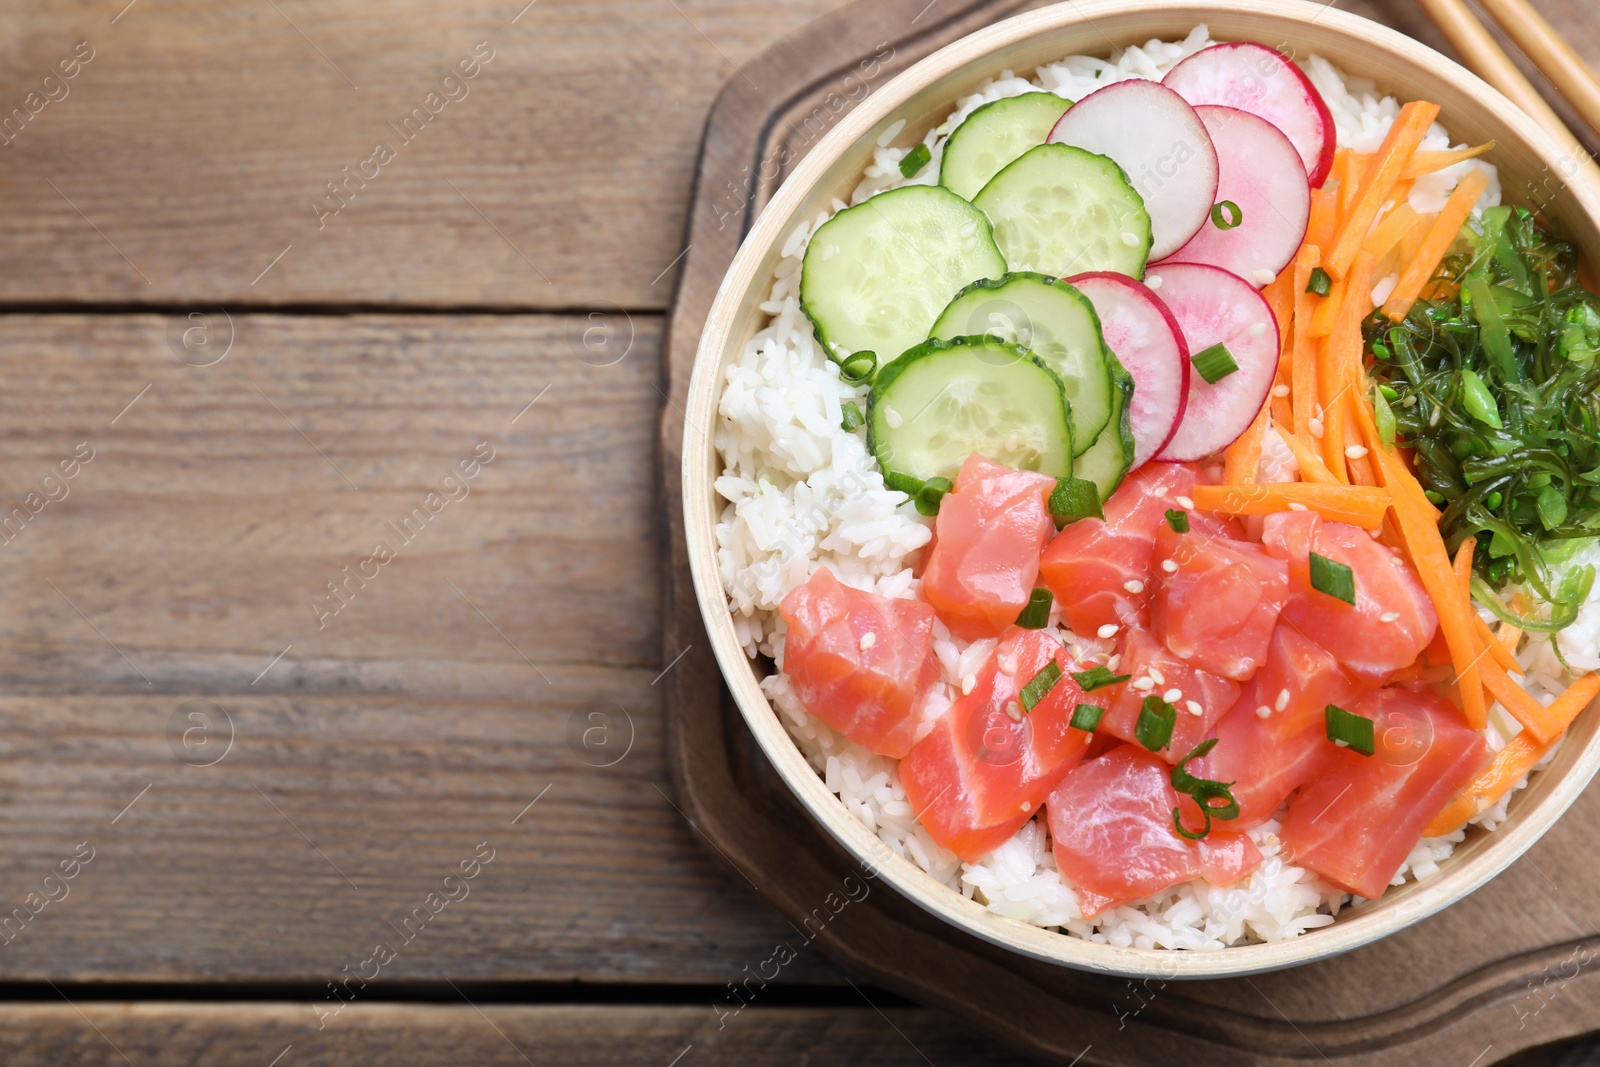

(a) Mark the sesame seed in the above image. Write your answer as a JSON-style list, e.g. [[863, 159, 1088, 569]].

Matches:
[[1123, 579, 1145, 594], [1175, 495, 1194, 509], [1097, 624, 1119, 639], [1020, 801, 1032, 813], [1186, 700, 1203, 716], [1163, 688, 1183, 703], [1121, 231, 1141, 247], [1106, 655, 1122, 671], [1148, 668, 1165, 685], [1255, 705, 1272, 719], [1161, 559, 1180, 574], [884, 407, 903, 429], [1379, 611, 1400, 623], [1308, 417, 1325, 438], [1153, 485, 1169, 497], [1132, 676, 1156, 691], [1333, 738, 1349, 748], [1287, 502, 1309, 512], [1147, 275, 1163, 290], [1249, 321, 1268, 336], [961, 673, 977, 695], [1275, 688, 1290, 711], [1005, 701, 1023, 721], [1252, 269, 1277, 285], [1272, 384, 1291, 398], [1346, 445, 1369, 459], [859, 632, 877, 650]]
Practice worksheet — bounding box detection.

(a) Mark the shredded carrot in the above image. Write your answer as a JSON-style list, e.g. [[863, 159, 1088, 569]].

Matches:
[[1320, 250, 1376, 481], [1224, 402, 1272, 485], [1496, 620, 1524, 656], [1480, 653, 1564, 743], [1291, 246, 1322, 436], [1308, 271, 1346, 338], [1467, 614, 1521, 674], [1280, 430, 1341, 484], [1359, 426, 1486, 728], [1307, 187, 1338, 250], [1191, 483, 1390, 528], [1362, 201, 1421, 263], [1334, 149, 1367, 234], [1329, 101, 1440, 277], [1383, 167, 1491, 320], [1345, 407, 1377, 485], [1451, 537, 1487, 725], [1401, 141, 1494, 180]]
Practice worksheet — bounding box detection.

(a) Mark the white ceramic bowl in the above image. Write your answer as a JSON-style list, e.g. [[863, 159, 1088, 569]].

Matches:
[[682, 0, 1600, 977]]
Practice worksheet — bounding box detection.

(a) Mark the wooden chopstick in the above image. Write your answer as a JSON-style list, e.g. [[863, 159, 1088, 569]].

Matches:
[[1474, 0, 1600, 139], [1415, 0, 1600, 189]]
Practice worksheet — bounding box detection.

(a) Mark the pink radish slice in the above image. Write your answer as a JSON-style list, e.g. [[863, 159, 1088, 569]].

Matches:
[[1158, 106, 1311, 285], [1047, 80, 1219, 262], [1145, 263, 1279, 463], [1162, 42, 1337, 187], [1067, 271, 1190, 468]]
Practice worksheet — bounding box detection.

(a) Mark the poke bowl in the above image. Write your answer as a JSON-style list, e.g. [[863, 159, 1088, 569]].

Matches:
[[682, 0, 1600, 977]]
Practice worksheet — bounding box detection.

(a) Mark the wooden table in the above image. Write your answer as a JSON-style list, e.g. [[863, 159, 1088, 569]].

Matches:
[[1, 0, 1598, 1063]]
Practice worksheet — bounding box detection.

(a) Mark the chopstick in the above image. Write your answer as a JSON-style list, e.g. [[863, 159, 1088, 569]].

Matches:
[[1474, 0, 1600, 139], [1415, 0, 1600, 189]]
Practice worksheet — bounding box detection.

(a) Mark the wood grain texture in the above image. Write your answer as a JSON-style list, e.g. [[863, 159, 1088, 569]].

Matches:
[[0, 312, 841, 985], [0, 1003, 1050, 1066], [659, 0, 1600, 1062], [0, 0, 851, 309]]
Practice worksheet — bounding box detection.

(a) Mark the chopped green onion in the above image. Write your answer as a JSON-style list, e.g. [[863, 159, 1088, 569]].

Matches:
[[1019, 660, 1062, 713], [1309, 551, 1356, 604], [1372, 384, 1396, 449], [1165, 509, 1189, 533], [1134, 696, 1176, 752], [1169, 739, 1241, 840], [1306, 267, 1333, 297], [1014, 587, 1053, 629], [1070, 703, 1104, 733], [914, 476, 953, 517], [1050, 477, 1103, 528], [1325, 703, 1375, 756], [883, 470, 925, 497], [839, 350, 877, 383], [1459, 368, 1502, 429], [899, 143, 932, 179], [1211, 200, 1243, 230], [1191, 343, 1239, 384], [840, 400, 865, 432], [1071, 665, 1131, 692]]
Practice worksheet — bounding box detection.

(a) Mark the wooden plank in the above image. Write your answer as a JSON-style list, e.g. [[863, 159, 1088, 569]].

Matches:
[[0, 0, 853, 309], [0, 1003, 1046, 1066], [0, 312, 837, 984]]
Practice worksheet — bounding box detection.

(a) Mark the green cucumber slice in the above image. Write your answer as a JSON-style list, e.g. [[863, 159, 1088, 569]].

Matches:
[[940, 92, 1073, 202], [867, 336, 1074, 486], [1073, 347, 1134, 501], [929, 272, 1112, 456], [972, 144, 1151, 279], [800, 185, 1006, 371]]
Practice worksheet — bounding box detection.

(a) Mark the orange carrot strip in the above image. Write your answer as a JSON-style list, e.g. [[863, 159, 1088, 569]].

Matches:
[[1292, 245, 1322, 436], [1401, 142, 1494, 180], [1308, 271, 1346, 338], [1329, 101, 1440, 277], [1224, 401, 1272, 485], [1471, 613, 1522, 673], [1360, 432, 1486, 728], [1480, 653, 1564, 744], [1451, 537, 1487, 726], [1191, 483, 1391, 528], [1334, 149, 1366, 234], [1280, 430, 1341, 484], [1496, 620, 1523, 656], [1320, 250, 1376, 481], [1307, 187, 1338, 250], [1345, 407, 1377, 485], [1383, 168, 1491, 321], [1362, 201, 1421, 262]]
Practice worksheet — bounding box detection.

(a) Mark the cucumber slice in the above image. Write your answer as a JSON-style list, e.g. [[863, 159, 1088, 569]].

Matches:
[[929, 273, 1112, 456], [801, 185, 1006, 371], [972, 144, 1151, 279], [868, 336, 1075, 485], [940, 92, 1072, 202], [1074, 347, 1135, 501]]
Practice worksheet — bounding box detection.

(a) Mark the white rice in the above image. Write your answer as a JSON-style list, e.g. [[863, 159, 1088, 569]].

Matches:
[[712, 27, 1562, 950]]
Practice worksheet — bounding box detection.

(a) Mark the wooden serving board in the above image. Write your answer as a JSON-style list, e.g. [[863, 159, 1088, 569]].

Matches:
[[659, 1, 1600, 1062]]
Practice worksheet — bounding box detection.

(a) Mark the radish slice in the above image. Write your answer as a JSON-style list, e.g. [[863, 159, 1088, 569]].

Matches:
[[1162, 42, 1337, 187], [1066, 271, 1189, 468], [1047, 80, 1219, 262], [1145, 263, 1279, 462], [1158, 106, 1311, 285]]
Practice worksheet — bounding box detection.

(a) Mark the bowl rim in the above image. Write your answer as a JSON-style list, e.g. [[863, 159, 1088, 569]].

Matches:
[[682, 0, 1600, 978]]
